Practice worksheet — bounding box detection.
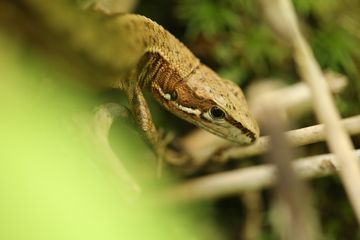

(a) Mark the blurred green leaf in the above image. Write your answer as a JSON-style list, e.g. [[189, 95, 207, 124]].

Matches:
[[0, 32, 219, 240]]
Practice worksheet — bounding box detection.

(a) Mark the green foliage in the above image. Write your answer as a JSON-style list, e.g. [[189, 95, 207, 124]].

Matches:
[[176, 0, 360, 115], [2, 1, 360, 239], [0, 33, 220, 240], [173, 0, 360, 238], [177, 0, 289, 85], [177, 0, 242, 38]]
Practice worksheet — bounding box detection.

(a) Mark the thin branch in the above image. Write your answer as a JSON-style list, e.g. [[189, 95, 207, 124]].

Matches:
[[242, 191, 262, 240], [74, 103, 141, 194], [218, 115, 360, 162], [247, 71, 348, 120], [177, 72, 349, 169], [260, 0, 360, 222], [171, 150, 360, 202], [259, 106, 320, 240]]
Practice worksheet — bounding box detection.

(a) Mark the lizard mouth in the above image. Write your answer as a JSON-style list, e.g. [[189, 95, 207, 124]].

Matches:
[[193, 117, 255, 145], [227, 117, 257, 143]]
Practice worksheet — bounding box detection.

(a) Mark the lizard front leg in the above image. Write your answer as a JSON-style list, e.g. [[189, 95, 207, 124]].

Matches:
[[127, 86, 191, 172], [127, 84, 173, 164], [128, 85, 160, 148]]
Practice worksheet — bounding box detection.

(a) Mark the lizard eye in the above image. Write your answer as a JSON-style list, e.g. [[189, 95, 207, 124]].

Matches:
[[169, 90, 177, 101], [209, 106, 226, 120]]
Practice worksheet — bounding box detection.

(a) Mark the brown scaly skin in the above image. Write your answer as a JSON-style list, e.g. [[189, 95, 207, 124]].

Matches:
[[12, 0, 259, 153], [112, 14, 260, 149]]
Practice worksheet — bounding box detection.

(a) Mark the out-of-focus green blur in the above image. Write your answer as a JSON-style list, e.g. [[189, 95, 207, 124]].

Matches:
[[0, 33, 215, 240], [2, 0, 360, 238]]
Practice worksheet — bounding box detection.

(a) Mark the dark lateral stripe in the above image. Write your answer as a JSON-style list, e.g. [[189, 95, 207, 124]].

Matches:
[[151, 56, 163, 82], [137, 52, 163, 88], [227, 117, 256, 143]]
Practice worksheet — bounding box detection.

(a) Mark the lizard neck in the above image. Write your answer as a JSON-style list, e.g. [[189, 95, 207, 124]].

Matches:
[[114, 14, 200, 79], [137, 52, 184, 91], [139, 52, 210, 126]]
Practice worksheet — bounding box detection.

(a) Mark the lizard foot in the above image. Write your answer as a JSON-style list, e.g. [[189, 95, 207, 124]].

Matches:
[[154, 129, 176, 177]]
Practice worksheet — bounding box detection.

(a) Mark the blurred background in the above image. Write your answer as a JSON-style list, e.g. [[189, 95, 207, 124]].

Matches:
[[0, 0, 359, 239]]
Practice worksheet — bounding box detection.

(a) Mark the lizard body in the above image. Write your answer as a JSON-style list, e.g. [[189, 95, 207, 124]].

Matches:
[[15, 1, 260, 151], [109, 14, 259, 147]]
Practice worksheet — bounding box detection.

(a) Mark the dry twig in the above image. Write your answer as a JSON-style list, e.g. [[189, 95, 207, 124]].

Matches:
[[74, 103, 141, 195], [247, 71, 348, 120], [259, 0, 360, 222], [260, 106, 320, 240], [242, 191, 262, 240], [171, 150, 360, 202], [177, 73, 349, 168], [217, 115, 360, 162]]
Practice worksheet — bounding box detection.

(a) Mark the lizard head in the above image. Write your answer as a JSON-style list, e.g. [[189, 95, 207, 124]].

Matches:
[[151, 64, 259, 144]]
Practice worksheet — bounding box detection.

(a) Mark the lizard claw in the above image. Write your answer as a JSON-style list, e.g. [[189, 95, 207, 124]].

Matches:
[[154, 129, 176, 177]]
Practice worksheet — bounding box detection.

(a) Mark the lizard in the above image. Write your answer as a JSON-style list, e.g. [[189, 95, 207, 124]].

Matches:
[[12, 1, 260, 156], [107, 14, 260, 153]]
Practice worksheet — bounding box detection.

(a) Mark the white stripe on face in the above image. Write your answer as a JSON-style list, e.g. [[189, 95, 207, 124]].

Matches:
[[154, 83, 201, 116], [174, 102, 201, 116], [154, 83, 172, 100]]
